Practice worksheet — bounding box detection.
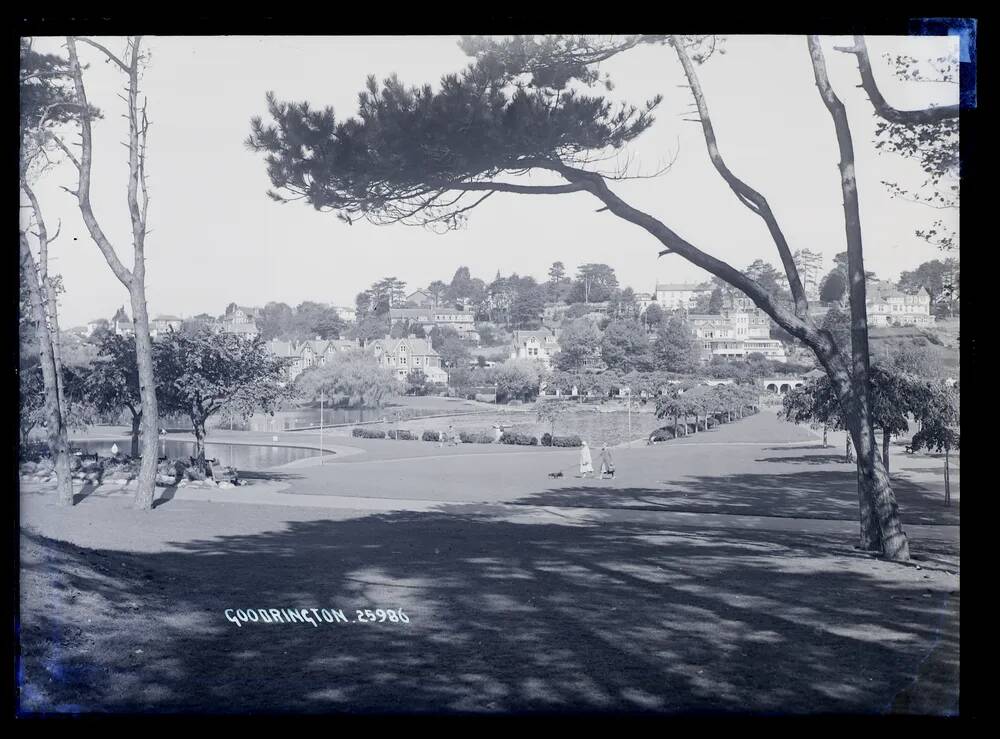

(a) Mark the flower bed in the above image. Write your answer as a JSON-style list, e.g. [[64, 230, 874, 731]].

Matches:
[[352, 427, 387, 439], [499, 432, 538, 446], [459, 431, 494, 444], [550, 435, 583, 447]]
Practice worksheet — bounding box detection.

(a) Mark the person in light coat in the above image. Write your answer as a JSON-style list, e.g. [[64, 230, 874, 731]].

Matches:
[[579, 441, 594, 478]]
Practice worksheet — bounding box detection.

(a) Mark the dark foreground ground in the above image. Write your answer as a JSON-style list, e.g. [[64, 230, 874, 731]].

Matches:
[[19, 505, 958, 714]]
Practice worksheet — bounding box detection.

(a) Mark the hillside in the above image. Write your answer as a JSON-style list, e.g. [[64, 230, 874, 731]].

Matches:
[[869, 318, 960, 375]]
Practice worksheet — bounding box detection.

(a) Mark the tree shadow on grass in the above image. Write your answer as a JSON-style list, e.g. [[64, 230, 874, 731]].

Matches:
[[515, 469, 958, 526], [19, 507, 958, 715], [755, 454, 851, 466]]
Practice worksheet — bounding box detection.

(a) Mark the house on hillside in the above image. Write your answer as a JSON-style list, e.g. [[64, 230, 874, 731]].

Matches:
[[510, 327, 560, 368], [388, 307, 479, 343], [405, 289, 437, 308], [866, 280, 935, 327], [654, 283, 712, 311], [369, 335, 447, 384], [221, 304, 261, 337], [266, 337, 359, 382]]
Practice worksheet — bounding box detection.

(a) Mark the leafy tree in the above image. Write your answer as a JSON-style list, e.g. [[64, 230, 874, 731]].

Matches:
[[898, 258, 960, 317], [426, 280, 449, 306], [652, 314, 699, 373], [819, 269, 848, 305], [536, 400, 569, 436], [510, 276, 546, 328], [296, 350, 398, 409], [600, 320, 652, 373], [429, 325, 470, 367], [256, 302, 296, 341], [84, 334, 144, 456], [643, 302, 664, 328], [351, 315, 388, 345], [554, 318, 601, 371], [569, 263, 619, 303], [406, 368, 429, 396], [820, 305, 851, 355], [154, 329, 294, 465], [487, 359, 546, 403], [909, 383, 960, 505]]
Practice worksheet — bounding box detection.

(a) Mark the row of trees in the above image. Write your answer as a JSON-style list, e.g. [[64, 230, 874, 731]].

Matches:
[[29, 329, 292, 466], [656, 382, 762, 435], [783, 371, 959, 504]]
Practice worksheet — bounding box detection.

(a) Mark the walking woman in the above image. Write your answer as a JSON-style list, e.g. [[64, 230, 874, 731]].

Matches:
[[579, 441, 594, 478], [600, 443, 615, 479]]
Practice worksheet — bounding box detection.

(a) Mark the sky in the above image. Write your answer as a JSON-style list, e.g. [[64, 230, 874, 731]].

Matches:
[[23, 35, 959, 327]]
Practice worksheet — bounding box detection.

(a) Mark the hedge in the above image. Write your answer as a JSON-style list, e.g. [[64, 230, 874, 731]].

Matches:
[[421, 430, 441, 442], [352, 427, 386, 439], [551, 435, 583, 447], [541, 432, 553, 447], [459, 431, 494, 444], [387, 429, 416, 440], [649, 428, 676, 442], [499, 432, 538, 446]]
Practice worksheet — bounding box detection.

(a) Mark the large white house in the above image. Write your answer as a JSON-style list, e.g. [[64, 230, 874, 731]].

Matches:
[[510, 327, 560, 368], [866, 280, 935, 327], [369, 335, 448, 383], [654, 283, 712, 311], [685, 294, 786, 362]]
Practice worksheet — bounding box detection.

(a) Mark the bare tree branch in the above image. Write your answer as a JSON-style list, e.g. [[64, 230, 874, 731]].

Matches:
[[75, 36, 130, 72], [670, 35, 811, 321], [836, 36, 960, 125]]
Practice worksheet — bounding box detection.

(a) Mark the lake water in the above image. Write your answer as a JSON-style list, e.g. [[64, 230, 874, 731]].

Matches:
[[210, 406, 447, 432], [71, 439, 326, 471]]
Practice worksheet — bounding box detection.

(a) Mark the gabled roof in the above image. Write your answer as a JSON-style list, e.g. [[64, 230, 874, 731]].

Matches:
[[374, 335, 440, 357]]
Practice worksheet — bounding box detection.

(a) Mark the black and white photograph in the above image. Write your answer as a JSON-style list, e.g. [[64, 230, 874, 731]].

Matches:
[[15, 22, 969, 716]]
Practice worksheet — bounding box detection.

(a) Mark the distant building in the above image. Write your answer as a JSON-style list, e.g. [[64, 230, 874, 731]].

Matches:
[[634, 292, 656, 314], [866, 280, 935, 327], [149, 315, 183, 337], [405, 289, 437, 308], [510, 327, 560, 368], [110, 306, 133, 337], [685, 295, 787, 362], [266, 337, 359, 382], [792, 249, 824, 302], [369, 335, 447, 383], [654, 283, 712, 311], [221, 304, 260, 337], [388, 307, 479, 343]]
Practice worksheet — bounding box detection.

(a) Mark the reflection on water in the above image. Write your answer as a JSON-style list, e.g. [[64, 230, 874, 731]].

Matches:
[[72, 439, 325, 471]]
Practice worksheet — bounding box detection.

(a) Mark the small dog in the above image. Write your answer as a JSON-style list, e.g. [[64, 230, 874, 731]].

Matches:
[[548, 471, 564, 479]]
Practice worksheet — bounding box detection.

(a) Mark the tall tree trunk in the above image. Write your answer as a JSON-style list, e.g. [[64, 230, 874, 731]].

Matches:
[[823, 425, 829, 448], [809, 36, 908, 560], [20, 236, 73, 505], [944, 446, 951, 506], [883, 428, 891, 476], [65, 36, 159, 510], [846, 434, 854, 463], [130, 411, 142, 458], [131, 293, 159, 508], [193, 418, 207, 467]]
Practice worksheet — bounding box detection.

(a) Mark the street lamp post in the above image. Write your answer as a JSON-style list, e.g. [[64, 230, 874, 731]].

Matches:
[[319, 389, 324, 465]]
